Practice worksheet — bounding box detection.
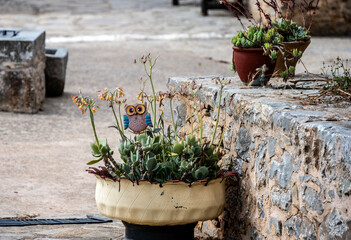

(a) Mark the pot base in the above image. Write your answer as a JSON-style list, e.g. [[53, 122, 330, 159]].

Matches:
[[122, 221, 197, 240]]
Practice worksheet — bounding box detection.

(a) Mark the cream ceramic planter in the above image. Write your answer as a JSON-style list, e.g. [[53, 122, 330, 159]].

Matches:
[[95, 176, 226, 226]]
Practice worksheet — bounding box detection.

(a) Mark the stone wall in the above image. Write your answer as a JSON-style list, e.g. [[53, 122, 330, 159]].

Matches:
[[167, 76, 351, 239], [246, 0, 351, 36]]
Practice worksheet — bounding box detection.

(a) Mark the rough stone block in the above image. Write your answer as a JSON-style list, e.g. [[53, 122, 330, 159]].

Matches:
[[319, 209, 350, 240], [269, 217, 282, 236], [0, 29, 45, 113], [255, 140, 267, 187], [45, 47, 68, 97], [201, 220, 220, 238], [235, 127, 251, 160], [271, 186, 292, 211], [301, 185, 324, 215], [283, 216, 317, 239], [267, 138, 276, 158], [269, 151, 293, 188]]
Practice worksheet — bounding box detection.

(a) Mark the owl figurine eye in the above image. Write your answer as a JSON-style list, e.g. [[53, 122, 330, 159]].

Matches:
[[126, 105, 136, 116], [136, 104, 146, 115]]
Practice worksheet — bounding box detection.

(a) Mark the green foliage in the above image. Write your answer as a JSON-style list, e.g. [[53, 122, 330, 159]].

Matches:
[[272, 18, 310, 42], [322, 58, 351, 95], [113, 133, 220, 183], [77, 55, 231, 184], [301, 58, 351, 104], [269, 50, 277, 60], [87, 138, 113, 165], [232, 25, 283, 60], [293, 49, 303, 58], [288, 66, 295, 75], [280, 66, 295, 80], [280, 70, 287, 79]]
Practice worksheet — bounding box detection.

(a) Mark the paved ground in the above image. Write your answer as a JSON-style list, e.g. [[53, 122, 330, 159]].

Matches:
[[0, 0, 350, 239]]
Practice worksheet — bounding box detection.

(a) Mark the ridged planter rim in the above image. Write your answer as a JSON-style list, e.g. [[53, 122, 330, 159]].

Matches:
[[232, 46, 265, 52], [95, 175, 227, 226], [94, 174, 226, 186], [91, 170, 234, 185], [281, 39, 311, 45]]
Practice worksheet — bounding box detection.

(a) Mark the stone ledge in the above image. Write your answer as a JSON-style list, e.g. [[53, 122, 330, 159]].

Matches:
[[167, 75, 351, 239]]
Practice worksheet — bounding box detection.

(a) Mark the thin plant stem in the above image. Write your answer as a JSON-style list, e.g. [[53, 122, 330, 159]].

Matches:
[[216, 109, 226, 154], [193, 91, 203, 141], [148, 98, 155, 121], [111, 105, 121, 132], [118, 104, 124, 135], [89, 107, 99, 145], [143, 56, 158, 131], [190, 114, 194, 137], [169, 98, 178, 141], [162, 149, 166, 163], [111, 104, 125, 140], [210, 82, 224, 148], [103, 157, 117, 178]]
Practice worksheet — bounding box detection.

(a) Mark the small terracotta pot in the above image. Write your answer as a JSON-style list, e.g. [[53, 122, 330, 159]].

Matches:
[[273, 40, 311, 77], [232, 46, 276, 86]]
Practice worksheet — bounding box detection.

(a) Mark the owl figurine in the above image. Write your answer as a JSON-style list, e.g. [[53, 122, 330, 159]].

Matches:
[[124, 102, 153, 134]]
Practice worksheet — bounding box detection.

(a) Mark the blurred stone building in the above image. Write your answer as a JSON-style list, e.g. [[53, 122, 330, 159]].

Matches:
[[246, 0, 351, 36]]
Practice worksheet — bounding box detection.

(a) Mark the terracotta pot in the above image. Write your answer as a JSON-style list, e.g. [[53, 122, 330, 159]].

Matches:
[[273, 40, 311, 77], [232, 46, 276, 86], [95, 176, 226, 226]]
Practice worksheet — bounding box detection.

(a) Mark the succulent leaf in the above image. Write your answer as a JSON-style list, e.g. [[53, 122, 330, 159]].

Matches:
[[146, 157, 157, 172]]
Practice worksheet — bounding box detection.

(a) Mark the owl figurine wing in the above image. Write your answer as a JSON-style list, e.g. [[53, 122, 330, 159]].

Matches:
[[124, 115, 129, 130], [145, 113, 153, 127]]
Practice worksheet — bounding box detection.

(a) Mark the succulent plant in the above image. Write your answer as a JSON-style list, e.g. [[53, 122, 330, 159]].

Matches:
[[76, 55, 232, 184], [231, 25, 283, 60], [112, 134, 220, 183], [272, 18, 311, 42]]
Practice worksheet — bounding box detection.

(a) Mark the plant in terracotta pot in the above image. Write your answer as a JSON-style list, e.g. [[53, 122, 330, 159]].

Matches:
[[221, 0, 282, 86], [231, 25, 281, 86], [221, 0, 319, 83], [271, 18, 311, 77], [270, 0, 320, 77], [73, 54, 233, 240]]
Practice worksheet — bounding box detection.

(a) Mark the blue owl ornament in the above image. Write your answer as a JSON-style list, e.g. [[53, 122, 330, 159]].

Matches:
[[124, 102, 153, 134]]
